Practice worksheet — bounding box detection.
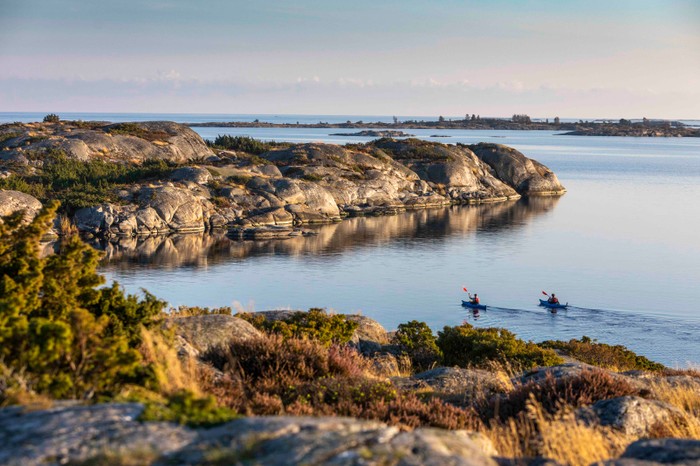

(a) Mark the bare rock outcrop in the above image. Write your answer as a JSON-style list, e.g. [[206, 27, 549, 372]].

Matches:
[[468, 143, 565, 195], [373, 139, 519, 203], [0, 121, 213, 163]]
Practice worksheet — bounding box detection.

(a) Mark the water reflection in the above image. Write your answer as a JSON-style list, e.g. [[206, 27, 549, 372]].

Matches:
[[95, 197, 560, 270]]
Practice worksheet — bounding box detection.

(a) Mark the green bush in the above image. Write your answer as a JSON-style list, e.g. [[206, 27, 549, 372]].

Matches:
[[301, 173, 324, 182], [139, 390, 238, 427], [0, 203, 166, 401], [437, 323, 563, 370], [392, 320, 442, 371], [539, 336, 665, 372], [43, 113, 60, 123], [237, 308, 358, 346], [212, 135, 278, 155]]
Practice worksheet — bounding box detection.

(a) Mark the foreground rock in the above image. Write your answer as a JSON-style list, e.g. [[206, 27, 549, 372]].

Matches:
[[604, 438, 700, 465], [0, 404, 498, 466]]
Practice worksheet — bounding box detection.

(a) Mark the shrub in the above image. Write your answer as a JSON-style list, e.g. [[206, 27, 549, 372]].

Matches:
[[0, 203, 166, 400], [237, 308, 358, 346], [301, 173, 324, 182], [201, 334, 368, 384], [539, 336, 666, 372], [437, 323, 563, 371], [43, 113, 60, 123], [485, 369, 640, 421], [392, 320, 442, 371], [199, 334, 480, 430], [212, 135, 279, 155], [139, 390, 238, 427]]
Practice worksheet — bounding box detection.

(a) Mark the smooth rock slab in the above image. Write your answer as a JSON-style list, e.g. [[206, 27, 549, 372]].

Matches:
[[0, 403, 195, 466], [163, 416, 498, 466]]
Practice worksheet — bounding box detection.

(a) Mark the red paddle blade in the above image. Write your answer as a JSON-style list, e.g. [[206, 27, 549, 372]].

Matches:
[[541, 290, 549, 296], [463, 287, 468, 292]]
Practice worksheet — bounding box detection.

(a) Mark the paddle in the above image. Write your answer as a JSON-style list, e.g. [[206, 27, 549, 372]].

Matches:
[[541, 290, 550, 297]]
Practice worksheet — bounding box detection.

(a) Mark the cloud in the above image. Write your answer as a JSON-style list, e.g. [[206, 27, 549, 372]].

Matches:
[[0, 75, 698, 119]]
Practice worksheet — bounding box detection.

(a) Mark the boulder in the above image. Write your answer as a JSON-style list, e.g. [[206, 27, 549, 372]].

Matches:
[[347, 314, 391, 346], [163, 314, 263, 357], [0, 190, 43, 223], [469, 143, 565, 196], [577, 396, 685, 437], [394, 367, 512, 405], [170, 166, 213, 184], [605, 438, 700, 465], [139, 186, 210, 233]]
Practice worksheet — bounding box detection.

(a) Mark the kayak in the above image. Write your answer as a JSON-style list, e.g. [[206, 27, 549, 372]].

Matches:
[[462, 300, 487, 310], [539, 299, 569, 309]]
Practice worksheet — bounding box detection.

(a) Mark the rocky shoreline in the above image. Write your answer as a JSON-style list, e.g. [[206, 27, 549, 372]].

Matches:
[[0, 121, 565, 238]]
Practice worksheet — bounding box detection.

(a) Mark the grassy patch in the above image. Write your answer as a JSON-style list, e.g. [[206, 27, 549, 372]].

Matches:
[[139, 390, 238, 427], [106, 123, 170, 141]]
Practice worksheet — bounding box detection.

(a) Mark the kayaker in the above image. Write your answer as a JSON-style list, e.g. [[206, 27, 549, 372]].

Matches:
[[548, 293, 559, 304], [470, 293, 480, 305]]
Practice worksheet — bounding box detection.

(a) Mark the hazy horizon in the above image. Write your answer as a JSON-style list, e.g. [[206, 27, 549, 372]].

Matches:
[[1, 0, 699, 119]]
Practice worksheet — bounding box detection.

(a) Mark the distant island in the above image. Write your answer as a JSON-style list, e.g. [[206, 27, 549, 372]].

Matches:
[[329, 130, 414, 137], [189, 114, 700, 137]]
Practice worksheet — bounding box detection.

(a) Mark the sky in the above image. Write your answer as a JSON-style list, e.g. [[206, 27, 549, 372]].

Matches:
[[1, 0, 699, 119]]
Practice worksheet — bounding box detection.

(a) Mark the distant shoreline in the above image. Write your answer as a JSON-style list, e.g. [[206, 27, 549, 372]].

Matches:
[[187, 117, 700, 137]]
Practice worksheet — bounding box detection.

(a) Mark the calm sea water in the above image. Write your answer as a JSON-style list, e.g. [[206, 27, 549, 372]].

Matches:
[[4, 113, 699, 367]]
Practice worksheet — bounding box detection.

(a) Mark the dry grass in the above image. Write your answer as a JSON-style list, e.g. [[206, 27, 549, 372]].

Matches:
[[138, 328, 201, 396], [486, 401, 629, 466]]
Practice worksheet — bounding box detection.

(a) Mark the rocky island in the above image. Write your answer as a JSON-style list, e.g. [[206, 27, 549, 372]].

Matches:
[[0, 120, 564, 239]]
